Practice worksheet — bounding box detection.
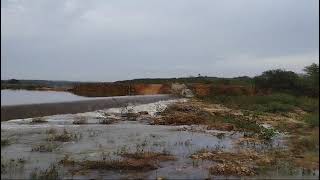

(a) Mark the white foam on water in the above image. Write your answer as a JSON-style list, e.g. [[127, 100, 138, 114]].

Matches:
[[1, 98, 187, 130]]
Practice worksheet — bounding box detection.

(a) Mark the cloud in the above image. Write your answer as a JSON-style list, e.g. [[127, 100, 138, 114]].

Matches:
[[1, 0, 319, 81]]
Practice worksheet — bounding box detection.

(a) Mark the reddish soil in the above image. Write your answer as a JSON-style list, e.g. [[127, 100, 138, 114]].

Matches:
[[71, 83, 129, 97], [70, 83, 171, 97], [131, 84, 171, 95], [189, 84, 255, 97], [70, 83, 254, 97]]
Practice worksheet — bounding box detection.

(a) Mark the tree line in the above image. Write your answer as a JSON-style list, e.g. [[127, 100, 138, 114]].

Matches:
[[254, 63, 319, 97]]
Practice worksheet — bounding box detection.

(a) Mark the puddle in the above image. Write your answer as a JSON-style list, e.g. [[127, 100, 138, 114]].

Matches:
[[1, 99, 318, 179]]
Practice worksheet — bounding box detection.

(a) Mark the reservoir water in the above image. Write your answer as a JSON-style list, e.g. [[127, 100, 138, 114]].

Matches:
[[1, 90, 95, 106]]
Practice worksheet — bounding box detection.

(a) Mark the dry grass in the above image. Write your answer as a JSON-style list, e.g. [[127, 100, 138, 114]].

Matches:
[[120, 151, 176, 161], [153, 112, 206, 125], [47, 129, 78, 142], [190, 149, 259, 163], [30, 117, 47, 124], [191, 150, 257, 176], [29, 164, 60, 180], [98, 118, 115, 124], [152, 103, 211, 125], [31, 143, 58, 152], [207, 123, 234, 131], [79, 159, 157, 171], [61, 151, 176, 172], [72, 116, 87, 125], [46, 128, 57, 134], [162, 103, 202, 114], [288, 128, 319, 169], [209, 163, 255, 176]]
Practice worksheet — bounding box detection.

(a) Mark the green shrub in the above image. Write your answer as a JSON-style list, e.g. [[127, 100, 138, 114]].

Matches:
[[297, 97, 319, 112], [262, 102, 295, 113], [201, 93, 318, 113], [304, 113, 319, 127], [259, 128, 277, 140]]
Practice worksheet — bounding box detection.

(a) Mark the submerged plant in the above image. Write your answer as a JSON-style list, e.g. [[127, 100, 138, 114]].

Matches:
[[29, 164, 60, 180]]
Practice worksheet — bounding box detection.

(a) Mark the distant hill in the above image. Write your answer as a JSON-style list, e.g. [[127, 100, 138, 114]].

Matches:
[[115, 76, 254, 86], [1, 76, 254, 91]]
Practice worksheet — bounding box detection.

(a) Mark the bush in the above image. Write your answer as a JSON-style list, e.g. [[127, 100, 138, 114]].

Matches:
[[254, 69, 299, 92], [259, 128, 277, 140]]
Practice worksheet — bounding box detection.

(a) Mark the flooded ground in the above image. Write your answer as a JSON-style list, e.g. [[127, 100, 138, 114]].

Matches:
[[1, 99, 318, 179]]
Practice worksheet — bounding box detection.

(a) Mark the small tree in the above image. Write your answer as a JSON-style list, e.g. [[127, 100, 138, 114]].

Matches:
[[303, 63, 319, 97], [254, 69, 299, 93]]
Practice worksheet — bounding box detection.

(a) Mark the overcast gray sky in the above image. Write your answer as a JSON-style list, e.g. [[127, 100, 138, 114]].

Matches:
[[1, 0, 319, 81]]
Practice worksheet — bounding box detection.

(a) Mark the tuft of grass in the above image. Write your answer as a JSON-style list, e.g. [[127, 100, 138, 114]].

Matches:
[[99, 119, 114, 124], [46, 128, 57, 134], [209, 162, 255, 176], [61, 151, 176, 172], [47, 129, 79, 142], [153, 103, 210, 125], [291, 130, 319, 153], [1, 157, 26, 174], [30, 117, 47, 124], [31, 143, 58, 152], [59, 155, 76, 166], [120, 151, 176, 161], [72, 116, 87, 125], [219, 115, 261, 133], [259, 128, 277, 141], [212, 115, 277, 140], [29, 164, 60, 180], [79, 159, 157, 171], [1, 139, 10, 147]]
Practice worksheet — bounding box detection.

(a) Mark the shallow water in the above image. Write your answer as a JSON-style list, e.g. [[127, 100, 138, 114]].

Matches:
[[1, 99, 318, 179]]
